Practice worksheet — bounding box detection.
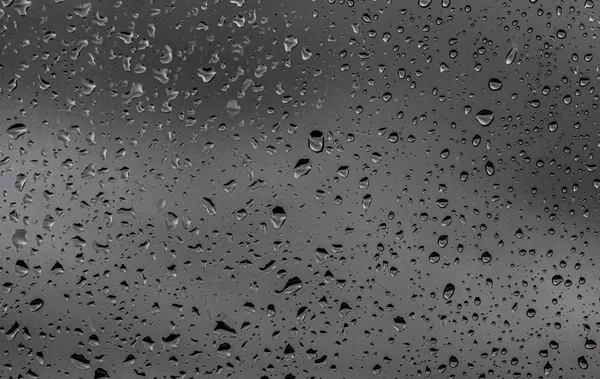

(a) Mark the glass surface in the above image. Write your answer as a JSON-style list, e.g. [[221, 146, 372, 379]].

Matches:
[[1, 0, 599, 378]]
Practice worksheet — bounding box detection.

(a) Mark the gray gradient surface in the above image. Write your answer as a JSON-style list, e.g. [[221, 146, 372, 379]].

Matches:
[[0, 0, 599, 378]]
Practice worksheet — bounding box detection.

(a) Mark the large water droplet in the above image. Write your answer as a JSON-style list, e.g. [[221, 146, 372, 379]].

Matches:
[[283, 35, 298, 52], [270, 206, 287, 229], [197, 67, 216, 82], [29, 298, 44, 312], [308, 130, 324, 152], [276, 276, 303, 294], [293, 158, 312, 179], [475, 109, 495, 126], [442, 283, 455, 300], [15, 260, 29, 277], [11, 229, 27, 251], [578, 356, 589, 369], [70, 354, 91, 370], [488, 78, 503, 91], [7, 123, 27, 139], [485, 161, 495, 176]]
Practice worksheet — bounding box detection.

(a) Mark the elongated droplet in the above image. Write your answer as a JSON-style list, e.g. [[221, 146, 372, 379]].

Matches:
[[443, 283, 455, 300], [506, 43, 518, 64]]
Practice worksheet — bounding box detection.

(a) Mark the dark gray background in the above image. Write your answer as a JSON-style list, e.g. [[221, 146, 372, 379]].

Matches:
[[0, 0, 599, 378]]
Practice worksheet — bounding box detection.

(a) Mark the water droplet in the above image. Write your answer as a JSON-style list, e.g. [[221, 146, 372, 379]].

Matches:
[[429, 252, 440, 263], [393, 316, 406, 331], [442, 283, 455, 300], [526, 308, 536, 318], [165, 212, 179, 230], [29, 298, 44, 312], [481, 252, 492, 263], [485, 161, 495, 176], [308, 130, 324, 152], [214, 321, 237, 338], [505, 43, 518, 64], [270, 206, 287, 229], [202, 197, 217, 216], [11, 229, 27, 251], [293, 158, 312, 179], [475, 109, 495, 126], [7, 123, 27, 139], [15, 260, 29, 277], [283, 35, 298, 52], [551, 275, 563, 286], [226, 99, 241, 116], [70, 353, 91, 370], [197, 67, 216, 82], [6, 322, 19, 340], [488, 78, 503, 91], [276, 276, 303, 294], [436, 198, 448, 208]]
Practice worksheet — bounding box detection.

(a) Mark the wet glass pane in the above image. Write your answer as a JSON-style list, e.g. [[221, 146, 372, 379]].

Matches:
[[1, 0, 599, 378]]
